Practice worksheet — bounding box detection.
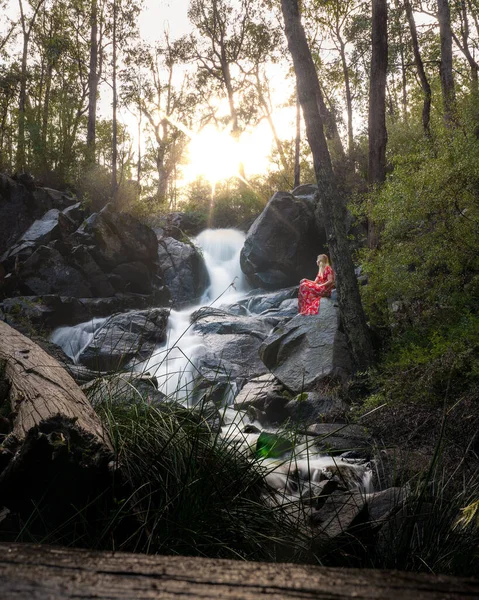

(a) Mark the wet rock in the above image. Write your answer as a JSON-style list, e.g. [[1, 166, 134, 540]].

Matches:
[[18, 208, 69, 246], [78, 308, 169, 371], [62, 202, 86, 226], [259, 298, 352, 392], [157, 236, 209, 307], [192, 310, 271, 384], [240, 191, 326, 290], [228, 286, 299, 317]]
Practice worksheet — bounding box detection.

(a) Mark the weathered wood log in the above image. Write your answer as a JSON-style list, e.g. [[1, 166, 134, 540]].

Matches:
[[0, 320, 113, 520], [0, 543, 477, 599]]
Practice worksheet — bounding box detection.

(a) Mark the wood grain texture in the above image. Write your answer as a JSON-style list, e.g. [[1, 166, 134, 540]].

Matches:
[[0, 320, 111, 448], [0, 543, 478, 599]]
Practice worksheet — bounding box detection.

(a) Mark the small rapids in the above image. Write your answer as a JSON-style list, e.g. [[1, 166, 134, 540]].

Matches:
[[135, 228, 248, 400]]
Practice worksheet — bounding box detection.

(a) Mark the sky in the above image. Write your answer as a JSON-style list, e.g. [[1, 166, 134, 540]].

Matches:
[[139, 0, 191, 41]]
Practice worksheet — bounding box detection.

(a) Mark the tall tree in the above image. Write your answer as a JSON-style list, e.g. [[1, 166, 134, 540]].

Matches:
[[16, 0, 46, 172], [87, 0, 99, 164], [280, 0, 375, 370], [404, 0, 431, 135], [368, 0, 388, 249], [437, 0, 456, 124]]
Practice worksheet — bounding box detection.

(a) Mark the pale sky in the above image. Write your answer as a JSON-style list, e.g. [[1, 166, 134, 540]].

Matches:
[[139, 0, 191, 41]]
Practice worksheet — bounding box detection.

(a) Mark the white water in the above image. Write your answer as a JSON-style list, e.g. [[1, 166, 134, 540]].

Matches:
[[135, 228, 248, 400], [51, 317, 107, 363]]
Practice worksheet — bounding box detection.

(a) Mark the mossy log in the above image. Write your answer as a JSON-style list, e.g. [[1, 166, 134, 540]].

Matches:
[[0, 543, 478, 599], [0, 320, 113, 518]]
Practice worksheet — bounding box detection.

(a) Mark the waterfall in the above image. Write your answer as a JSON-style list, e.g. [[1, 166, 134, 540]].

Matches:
[[135, 228, 247, 401], [51, 317, 106, 363]]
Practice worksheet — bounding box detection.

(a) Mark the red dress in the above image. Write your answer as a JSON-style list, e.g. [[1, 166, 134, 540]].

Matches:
[[298, 265, 335, 315]]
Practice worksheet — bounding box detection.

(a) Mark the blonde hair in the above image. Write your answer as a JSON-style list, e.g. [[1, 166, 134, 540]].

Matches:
[[317, 254, 330, 266]]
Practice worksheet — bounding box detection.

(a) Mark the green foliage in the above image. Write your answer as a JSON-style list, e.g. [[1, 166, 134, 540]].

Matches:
[[182, 177, 265, 229], [358, 116, 479, 406]]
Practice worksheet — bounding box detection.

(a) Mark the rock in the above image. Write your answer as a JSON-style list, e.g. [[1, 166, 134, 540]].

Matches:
[[78, 308, 169, 371], [312, 491, 367, 539], [111, 261, 153, 294], [72, 204, 158, 271], [240, 191, 326, 290], [0, 174, 41, 256], [365, 487, 406, 524], [259, 298, 352, 393], [162, 211, 205, 239], [70, 246, 116, 297], [192, 308, 272, 384], [33, 186, 77, 210], [17, 208, 69, 246], [0, 294, 166, 332], [229, 286, 299, 316], [82, 373, 165, 409], [234, 373, 280, 409], [62, 202, 86, 226], [284, 392, 349, 425], [19, 246, 93, 297], [291, 183, 318, 209], [157, 237, 209, 307], [306, 423, 371, 455]]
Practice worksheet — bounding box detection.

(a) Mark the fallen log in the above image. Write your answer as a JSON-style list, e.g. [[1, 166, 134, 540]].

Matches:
[[0, 542, 477, 599], [0, 320, 113, 523]]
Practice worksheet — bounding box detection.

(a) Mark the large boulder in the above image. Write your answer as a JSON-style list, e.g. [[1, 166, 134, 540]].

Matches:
[[240, 191, 326, 290], [259, 298, 352, 393], [78, 308, 169, 371], [18, 246, 93, 297], [192, 307, 273, 384], [0, 174, 42, 256], [72, 204, 158, 272], [157, 237, 209, 307]]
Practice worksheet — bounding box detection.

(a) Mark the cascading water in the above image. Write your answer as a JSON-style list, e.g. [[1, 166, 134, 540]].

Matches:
[[51, 317, 107, 363], [135, 228, 248, 401]]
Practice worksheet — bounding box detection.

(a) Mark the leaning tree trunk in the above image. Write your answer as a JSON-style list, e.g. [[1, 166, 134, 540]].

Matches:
[[0, 321, 113, 525], [280, 0, 375, 371], [405, 0, 432, 136], [437, 0, 456, 125]]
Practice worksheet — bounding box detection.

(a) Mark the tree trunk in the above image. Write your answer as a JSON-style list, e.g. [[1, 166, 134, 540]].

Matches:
[[368, 0, 388, 249], [338, 35, 354, 158], [280, 0, 375, 371], [2, 543, 477, 599], [437, 0, 456, 124], [0, 321, 113, 518], [404, 0, 431, 136], [87, 0, 99, 164], [368, 0, 388, 186], [294, 91, 301, 188], [16, 5, 29, 173], [111, 0, 118, 198]]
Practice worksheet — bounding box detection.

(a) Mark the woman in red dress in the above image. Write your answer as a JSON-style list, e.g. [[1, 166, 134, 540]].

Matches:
[[298, 254, 335, 315]]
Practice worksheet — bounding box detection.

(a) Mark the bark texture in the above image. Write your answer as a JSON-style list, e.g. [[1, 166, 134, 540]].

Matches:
[[280, 0, 374, 370], [0, 321, 113, 516], [0, 543, 478, 599], [437, 0, 456, 124]]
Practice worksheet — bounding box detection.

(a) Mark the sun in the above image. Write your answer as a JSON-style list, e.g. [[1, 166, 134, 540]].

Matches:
[[183, 126, 243, 185]]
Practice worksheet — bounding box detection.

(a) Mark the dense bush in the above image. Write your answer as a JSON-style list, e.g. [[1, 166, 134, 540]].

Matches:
[[358, 119, 479, 407]]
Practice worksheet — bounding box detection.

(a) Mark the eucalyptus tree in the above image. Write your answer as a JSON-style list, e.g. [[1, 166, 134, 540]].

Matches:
[[16, 0, 47, 172], [122, 36, 198, 205], [437, 0, 456, 123], [280, 0, 375, 370]]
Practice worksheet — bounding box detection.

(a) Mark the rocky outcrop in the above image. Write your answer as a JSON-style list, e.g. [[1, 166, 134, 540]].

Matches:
[[157, 237, 209, 307], [240, 191, 327, 290], [192, 307, 274, 383], [1, 177, 171, 324], [259, 298, 352, 393], [0, 173, 76, 257], [78, 308, 169, 371]]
